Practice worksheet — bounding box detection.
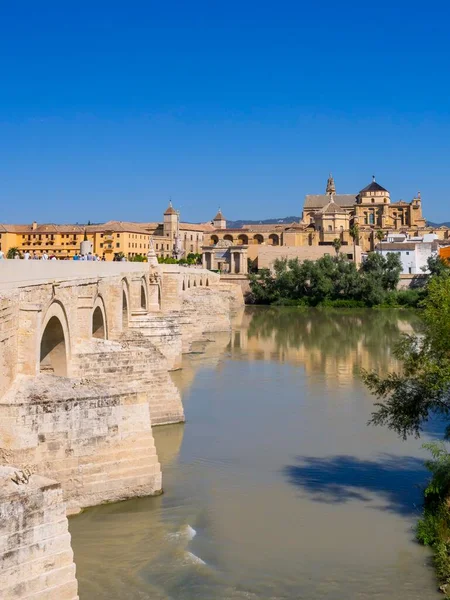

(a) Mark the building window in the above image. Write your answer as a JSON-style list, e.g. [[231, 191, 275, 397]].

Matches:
[[328, 225, 332, 232], [369, 213, 375, 225], [117, 234, 120, 238], [156, 244, 159, 249], [116, 243, 120, 248], [406, 251, 410, 255], [100, 243, 104, 248]]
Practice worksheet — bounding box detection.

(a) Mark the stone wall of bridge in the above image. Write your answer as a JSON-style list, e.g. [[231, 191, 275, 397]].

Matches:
[[0, 261, 241, 508], [0, 467, 79, 600], [0, 260, 243, 598]]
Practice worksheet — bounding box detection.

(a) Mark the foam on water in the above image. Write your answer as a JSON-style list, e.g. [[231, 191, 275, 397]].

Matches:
[[184, 551, 206, 565], [166, 524, 197, 542]]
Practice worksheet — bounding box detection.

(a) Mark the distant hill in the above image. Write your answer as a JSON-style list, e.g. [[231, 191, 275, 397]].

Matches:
[[227, 216, 300, 229], [427, 221, 450, 228]]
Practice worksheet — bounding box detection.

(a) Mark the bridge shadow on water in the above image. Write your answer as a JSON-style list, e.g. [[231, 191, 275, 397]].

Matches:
[[283, 454, 428, 516]]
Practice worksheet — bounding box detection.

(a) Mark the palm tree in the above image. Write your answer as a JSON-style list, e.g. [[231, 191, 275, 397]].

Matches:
[[6, 247, 19, 259], [332, 238, 342, 256], [349, 224, 360, 245], [349, 224, 360, 263]]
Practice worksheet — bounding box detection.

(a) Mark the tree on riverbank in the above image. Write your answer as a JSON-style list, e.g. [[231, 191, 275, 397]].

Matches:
[[362, 259, 450, 591], [248, 253, 403, 307]]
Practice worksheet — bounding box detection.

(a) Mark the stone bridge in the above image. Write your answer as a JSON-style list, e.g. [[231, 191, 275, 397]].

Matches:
[[0, 261, 243, 600]]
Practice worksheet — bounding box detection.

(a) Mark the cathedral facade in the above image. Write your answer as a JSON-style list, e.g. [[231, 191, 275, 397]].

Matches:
[[205, 175, 448, 257]]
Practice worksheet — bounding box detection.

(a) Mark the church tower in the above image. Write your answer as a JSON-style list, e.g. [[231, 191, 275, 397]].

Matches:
[[213, 208, 226, 229], [163, 201, 179, 240], [326, 173, 336, 196]]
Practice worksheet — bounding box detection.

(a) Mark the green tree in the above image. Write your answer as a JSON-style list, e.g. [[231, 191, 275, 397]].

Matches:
[[363, 270, 450, 439], [129, 254, 145, 262], [349, 224, 359, 245], [332, 238, 342, 256], [376, 229, 385, 242], [6, 247, 19, 259]]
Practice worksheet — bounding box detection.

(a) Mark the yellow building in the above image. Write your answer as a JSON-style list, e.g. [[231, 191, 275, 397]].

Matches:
[[0, 203, 213, 260]]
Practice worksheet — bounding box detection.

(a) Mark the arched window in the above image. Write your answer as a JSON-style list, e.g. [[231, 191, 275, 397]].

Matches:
[[369, 213, 375, 225], [269, 234, 279, 246]]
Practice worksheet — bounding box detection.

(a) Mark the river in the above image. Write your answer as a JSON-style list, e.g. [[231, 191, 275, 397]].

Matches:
[[69, 307, 440, 599]]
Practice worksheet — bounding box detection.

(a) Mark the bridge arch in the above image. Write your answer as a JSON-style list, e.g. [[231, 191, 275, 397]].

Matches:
[[92, 295, 107, 339], [40, 301, 70, 376]]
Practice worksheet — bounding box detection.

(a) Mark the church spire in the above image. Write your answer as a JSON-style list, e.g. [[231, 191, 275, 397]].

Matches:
[[326, 173, 336, 195]]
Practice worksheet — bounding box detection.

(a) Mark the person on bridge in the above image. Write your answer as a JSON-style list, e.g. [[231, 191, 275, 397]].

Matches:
[[0, 249, 4, 259], [41, 252, 49, 260], [24, 251, 30, 260]]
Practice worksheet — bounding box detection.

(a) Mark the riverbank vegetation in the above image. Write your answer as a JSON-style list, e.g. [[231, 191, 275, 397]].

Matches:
[[362, 259, 450, 593], [158, 253, 202, 265], [247, 252, 420, 307]]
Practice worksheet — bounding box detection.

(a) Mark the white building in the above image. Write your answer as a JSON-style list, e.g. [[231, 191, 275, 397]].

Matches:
[[375, 233, 438, 275]]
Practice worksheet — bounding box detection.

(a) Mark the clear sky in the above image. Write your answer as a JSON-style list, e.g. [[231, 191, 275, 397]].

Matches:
[[1, 1, 449, 224]]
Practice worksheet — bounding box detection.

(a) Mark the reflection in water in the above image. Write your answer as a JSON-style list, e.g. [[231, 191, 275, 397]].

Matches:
[[70, 307, 439, 600]]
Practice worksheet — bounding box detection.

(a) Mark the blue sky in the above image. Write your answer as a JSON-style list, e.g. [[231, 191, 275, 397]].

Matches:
[[1, 1, 449, 224]]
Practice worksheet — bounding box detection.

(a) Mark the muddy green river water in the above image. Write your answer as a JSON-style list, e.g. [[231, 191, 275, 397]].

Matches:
[[69, 307, 440, 599]]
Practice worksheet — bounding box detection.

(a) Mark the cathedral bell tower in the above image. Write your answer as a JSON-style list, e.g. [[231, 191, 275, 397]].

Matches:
[[213, 208, 226, 229]]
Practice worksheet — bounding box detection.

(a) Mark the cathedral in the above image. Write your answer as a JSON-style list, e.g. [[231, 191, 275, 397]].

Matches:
[[203, 175, 449, 269], [302, 174, 425, 232]]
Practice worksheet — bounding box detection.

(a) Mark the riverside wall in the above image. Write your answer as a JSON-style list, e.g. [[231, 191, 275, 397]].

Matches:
[[0, 260, 243, 597]]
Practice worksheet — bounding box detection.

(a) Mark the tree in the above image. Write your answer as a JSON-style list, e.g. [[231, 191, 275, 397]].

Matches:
[[349, 224, 360, 263], [6, 247, 19, 259], [349, 224, 360, 245], [363, 271, 450, 439], [376, 229, 385, 242], [129, 254, 145, 262], [332, 238, 342, 256], [248, 253, 402, 307]]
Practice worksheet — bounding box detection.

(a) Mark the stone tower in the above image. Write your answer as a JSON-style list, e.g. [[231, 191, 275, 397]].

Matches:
[[163, 201, 179, 240], [213, 208, 226, 230], [326, 173, 336, 196]]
